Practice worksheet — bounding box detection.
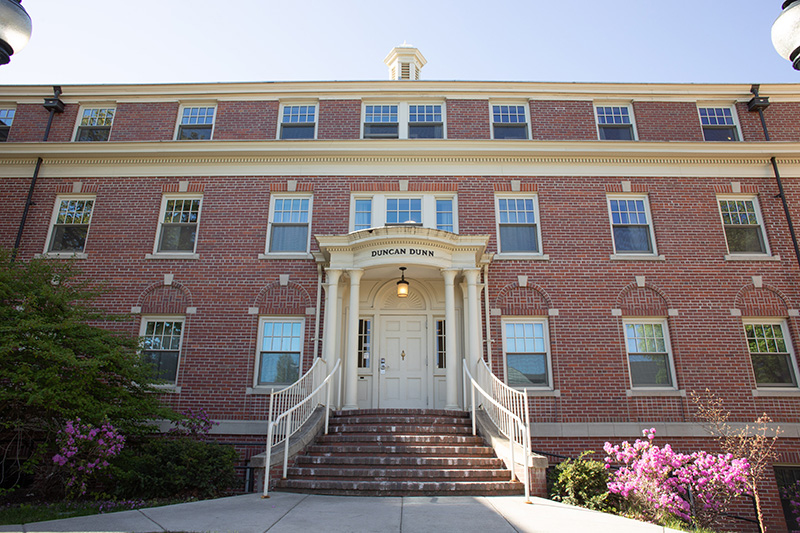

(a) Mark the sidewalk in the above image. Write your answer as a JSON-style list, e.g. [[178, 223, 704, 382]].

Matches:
[[0, 492, 682, 533]]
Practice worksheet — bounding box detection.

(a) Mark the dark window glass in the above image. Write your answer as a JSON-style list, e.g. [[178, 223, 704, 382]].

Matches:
[[281, 124, 315, 139], [702, 127, 738, 141], [409, 123, 443, 139], [258, 352, 300, 384], [725, 226, 766, 253], [499, 225, 539, 253], [364, 123, 398, 138], [599, 125, 634, 140], [142, 320, 182, 384], [158, 225, 197, 252], [613, 226, 652, 252], [494, 124, 527, 139], [775, 466, 800, 533], [0, 127, 9, 142], [270, 225, 309, 252], [178, 125, 213, 140], [144, 350, 179, 382], [50, 226, 89, 252], [629, 353, 672, 386], [76, 127, 111, 142]]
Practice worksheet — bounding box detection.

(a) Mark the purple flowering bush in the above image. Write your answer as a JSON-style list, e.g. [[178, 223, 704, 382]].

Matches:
[[604, 428, 749, 528], [168, 408, 218, 439], [52, 419, 125, 498]]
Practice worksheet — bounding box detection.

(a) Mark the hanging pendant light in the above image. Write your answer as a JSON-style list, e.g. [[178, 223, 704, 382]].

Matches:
[[396, 267, 409, 298], [0, 0, 32, 66]]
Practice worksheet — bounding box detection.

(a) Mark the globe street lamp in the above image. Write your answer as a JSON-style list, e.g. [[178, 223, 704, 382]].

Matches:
[[773, 1, 800, 69], [0, 0, 31, 65]]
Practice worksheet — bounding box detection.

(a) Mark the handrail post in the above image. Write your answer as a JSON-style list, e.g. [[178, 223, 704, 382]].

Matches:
[[262, 420, 274, 498], [509, 416, 516, 481], [267, 387, 275, 425], [523, 422, 531, 503], [325, 372, 332, 435], [470, 385, 476, 436], [283, 411, 292, 478]]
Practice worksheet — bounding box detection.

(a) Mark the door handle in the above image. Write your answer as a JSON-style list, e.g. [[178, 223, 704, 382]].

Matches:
[[401, 350, 405, 360]]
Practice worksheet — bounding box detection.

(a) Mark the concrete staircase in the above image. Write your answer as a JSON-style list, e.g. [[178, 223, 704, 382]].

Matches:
[[276, 408, 524, 496]]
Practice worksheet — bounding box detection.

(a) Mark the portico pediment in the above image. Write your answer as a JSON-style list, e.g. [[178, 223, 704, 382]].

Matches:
[[315, 226, 491, 270]]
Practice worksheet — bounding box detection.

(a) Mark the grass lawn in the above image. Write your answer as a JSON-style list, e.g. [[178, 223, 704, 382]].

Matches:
[[0, 498, 192, 525]]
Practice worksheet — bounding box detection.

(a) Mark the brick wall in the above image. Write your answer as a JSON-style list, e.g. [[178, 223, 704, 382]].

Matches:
[[318, 99, 361, 139], [447, 99, 490, 139], [111, 102, 180, 141], [7, 103, 79, 142], [214, 101, 278, 140], [530, 100, 597, 140], [633, 101, 705, 141]]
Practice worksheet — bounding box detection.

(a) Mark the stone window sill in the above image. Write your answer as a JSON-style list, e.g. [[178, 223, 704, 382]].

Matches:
[[610, 254, 665, 262], [725, 254, 780, 262], [36, 252, 88, 259], [752, 388, 800, 397]]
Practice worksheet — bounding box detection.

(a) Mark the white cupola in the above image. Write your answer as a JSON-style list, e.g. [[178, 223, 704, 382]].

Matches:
[[383, 43, 427, 81]]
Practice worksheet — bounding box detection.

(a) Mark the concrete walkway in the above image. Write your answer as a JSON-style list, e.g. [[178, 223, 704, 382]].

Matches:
[[0, 492, 683, 533]]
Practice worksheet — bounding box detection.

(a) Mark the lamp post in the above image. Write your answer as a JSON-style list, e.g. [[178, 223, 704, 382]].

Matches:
[[0, 0, 31, 65], [773, 1, 800, 69]]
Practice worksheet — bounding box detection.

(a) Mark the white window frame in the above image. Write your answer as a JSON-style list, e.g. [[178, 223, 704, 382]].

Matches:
[[697, 105, 741, 142], [501, 317, 553, 390], [43, 195, 96, 258], [175, 104, 216, 140], [139, 315, 185, 389], [349, 193, 458, 233], [490, 102, 530, 140], [278, 102, 317, 140], [606, 194, 660, 259], [255, 317, 305, 387], [494, 194, 546, 260], [743, 318, 800, 390], [73, 105, 116, 142], [361, 102, 446, 140], [622, 318, 678, 391], [717, 195, 773, 260], [594, 103, 637, 141], [150, 194, 203, 258], [263, 193, 313, 258]]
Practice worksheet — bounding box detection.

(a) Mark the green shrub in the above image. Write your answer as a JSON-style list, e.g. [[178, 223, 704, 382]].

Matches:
[[550, 451, 615, 512], [110, 437, 238, 499]]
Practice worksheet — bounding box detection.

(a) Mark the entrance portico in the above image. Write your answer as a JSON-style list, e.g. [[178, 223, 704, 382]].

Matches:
[[315, 227, 491, 410]]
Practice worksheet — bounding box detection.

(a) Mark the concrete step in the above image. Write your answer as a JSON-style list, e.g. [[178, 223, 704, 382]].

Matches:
[[286, 466, 514, 481], [328, 424, 472, 435], [329, 415, 471, 426], [316, 434, 484, 445], [295, 455, 506, 468], [276, 479, 525, 496], [305, 444, 494, 456], [332, 409, 469, 418]]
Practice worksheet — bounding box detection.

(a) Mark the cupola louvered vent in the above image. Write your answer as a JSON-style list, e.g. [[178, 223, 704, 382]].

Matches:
[[384, 43, 427, 81]]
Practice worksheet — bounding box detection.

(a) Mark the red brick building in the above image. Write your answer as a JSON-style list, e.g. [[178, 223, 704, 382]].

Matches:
[[2, 46, 800, 530]]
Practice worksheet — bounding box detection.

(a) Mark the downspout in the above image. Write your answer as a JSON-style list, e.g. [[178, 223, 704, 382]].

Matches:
[[748, 85, 800, 272], [11, 86, 65, 262]]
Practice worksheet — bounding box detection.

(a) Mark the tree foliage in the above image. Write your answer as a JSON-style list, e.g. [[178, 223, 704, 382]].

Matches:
[[0, 251, 174, 490], [550, 451, 615, 512]]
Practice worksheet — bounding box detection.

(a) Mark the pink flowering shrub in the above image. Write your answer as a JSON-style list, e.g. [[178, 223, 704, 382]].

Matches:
[[168, 408, 218, 439], [52, 419, 125, 498], [780, 480, 800, 527], [603, 428, 749, 528]]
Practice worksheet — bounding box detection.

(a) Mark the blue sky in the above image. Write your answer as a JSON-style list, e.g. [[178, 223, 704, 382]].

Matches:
[[2, 0, 798, 85]]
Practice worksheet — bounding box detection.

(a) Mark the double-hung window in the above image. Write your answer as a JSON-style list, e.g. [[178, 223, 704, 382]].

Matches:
[[718, 197, 769, 255], [492, 104, 528, 139], [267, 196, 312, 254], [699, 106, 739, 141], [607, 196, 657, 254], [408, 104, 443, 138], [350, 195, 457, 233], [496, 196, 541, 254], [257, 318, 303, 385], [177, 106, 215, 140], [141, 317, 184, 384], [0, 108, 15, 141], [503, 319, 551, 388], [364, 105, 398, 138], [280, 104, 316, 139], [46, 196, 95, 253], [156, 196, 202, 254], [624, 320, 675, 388], [595, 105, 635, 140], [358, 319, 371, 370], [744, 320, 798, 388], [75, 107, 115, 141]]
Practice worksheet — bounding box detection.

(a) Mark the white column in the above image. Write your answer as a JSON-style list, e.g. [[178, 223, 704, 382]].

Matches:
[[442, 269, 459, 410], [343, 269, 363, 410], [322, 269, 342, 363], [464, 268, 482, 371]]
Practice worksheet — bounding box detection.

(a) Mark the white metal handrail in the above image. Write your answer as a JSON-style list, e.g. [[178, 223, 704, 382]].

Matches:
[[266, 356, 327, 426], [474, 358, 531, 439], [262, 357, 341, 497], [463, 359, 530, 502]]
